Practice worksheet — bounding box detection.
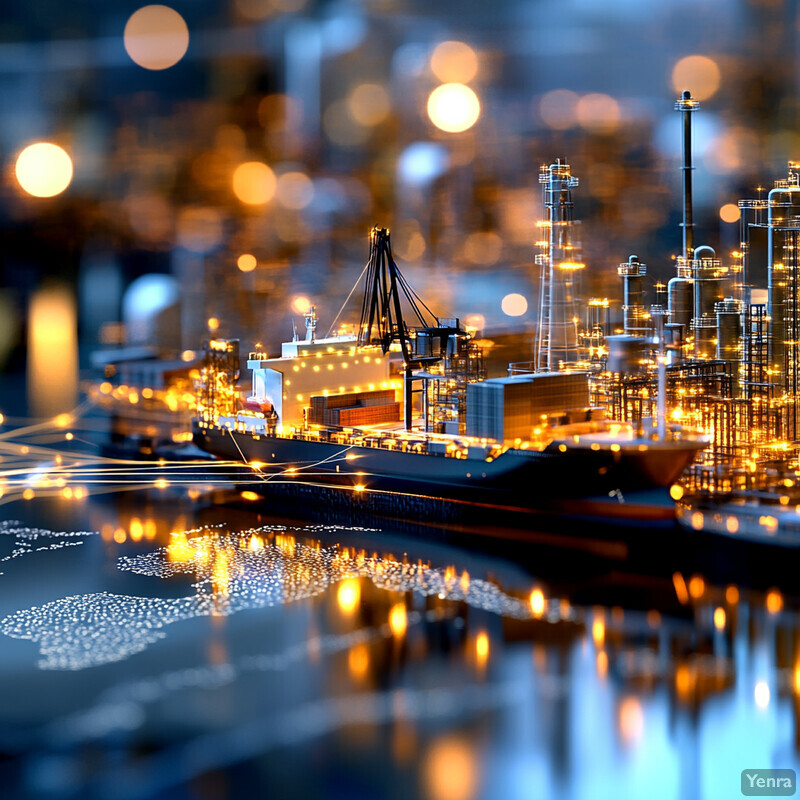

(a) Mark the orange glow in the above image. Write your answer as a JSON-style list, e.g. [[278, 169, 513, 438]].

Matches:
[[423, 736, 477, 800], [337, 578, 361, 615], [129, 518, 144, 542], [291, 296, 311, 314], [237, 253, 257, 272], [592, 617, 605, 647], [720, 203, 740, 223], [348, 643, 369, 679], [688, 574, 705, 600], [430, 41, 479, 83], [15, 143, 73, 198], [248, 534, 263, 551], [672, 572, 690, 604], [713, 606, 726, 630], [675, 663, 692, 699], [475, 632, 489, 665], [389, 602, 407, 637], [596, 650, 608, 677], [529, 588, 545, 617], [766, 589, 783, 614], [726, 585, 740, 605], [671, 55, 721, 101], [240, 491, 260, 501], [232, 161, 277, 205], [124, 5, 189, 71], [167, 531, 194, 562], [427, 83, 480, 133]]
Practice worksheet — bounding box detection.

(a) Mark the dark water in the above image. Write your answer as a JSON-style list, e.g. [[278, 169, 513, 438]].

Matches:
[[1, 490, 799, 800]]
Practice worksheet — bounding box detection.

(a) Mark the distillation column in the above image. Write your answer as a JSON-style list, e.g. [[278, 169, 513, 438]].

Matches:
[[535, 159, 584, 371], [767, 163, 800, 397], [617, 255, 648, 335]]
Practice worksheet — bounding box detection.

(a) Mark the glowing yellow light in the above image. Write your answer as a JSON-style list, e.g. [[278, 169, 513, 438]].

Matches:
[[248, 534, 263, 551], [713, 606, 726, 630], [207, 317, 219, 331], [389, 602, 407, 637], [337, 577, 361, 614], [719, 203, 740, 223], [167, 531, 193, 562], [292, 296, 311, 314], [501, 293, 528, 317], [237, 253, 257, 273], [181, 349, 195, 362], [430, 41, 479, 83], [669, 484, 684, 501], [113, 528, 126, 543], [240, 491, 260, 501], [15, 143, 73, 198], [592, 618, 605, 647], [475, 632, 489, 664], [427, 83, 480, 133], [124, 5, 189, 71], [130, 518, 144, 542], [529, 588, 545, 617], [726, 515, 739, 534], [155, 478, 168, 489], [671, 55, 721, 101], [232, 161, 277, 205], [23, 488, 34, 500]]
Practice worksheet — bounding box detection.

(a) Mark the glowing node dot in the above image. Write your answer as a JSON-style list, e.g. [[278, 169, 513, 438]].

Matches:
[[124, 5, 189, 71], [501, 293, 528, 317], [237, 253, 257, 272], [15, 143, 73, 198], [427, 83, 480, 133]]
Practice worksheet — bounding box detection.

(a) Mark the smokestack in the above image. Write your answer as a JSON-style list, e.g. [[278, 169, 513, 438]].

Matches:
[[674, 90, 699, 259]]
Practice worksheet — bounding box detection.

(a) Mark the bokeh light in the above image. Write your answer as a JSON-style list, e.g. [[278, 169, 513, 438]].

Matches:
[[430, 41, 478, 84], [237, 253, 257, 272], [427, 84, 480, 133], [671, 55, 721, 101], [276, 171, 314, 209], [755, 680, 770, 709], [539, 89, 579, 130], [719, 203, 740, 223], [232, 161, 277, 205], [347, 83, 391, 127], [501, 293, 527, 317], [423, 736, 477, 800], [14, 143, 73, 198], [291, 296, 311, 314], [123, 5, 189, 71], [576, 93, 620, 133]]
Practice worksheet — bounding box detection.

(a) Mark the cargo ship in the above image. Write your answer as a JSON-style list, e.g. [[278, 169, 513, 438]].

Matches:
[[192, 219, 708, 522]]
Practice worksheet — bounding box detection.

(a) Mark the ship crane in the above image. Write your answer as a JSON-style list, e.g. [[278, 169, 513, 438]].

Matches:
[[357, 226, 451, 429]]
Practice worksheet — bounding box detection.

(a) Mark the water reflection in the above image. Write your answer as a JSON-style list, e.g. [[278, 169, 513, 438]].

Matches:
[[0, 506, 799, 798]]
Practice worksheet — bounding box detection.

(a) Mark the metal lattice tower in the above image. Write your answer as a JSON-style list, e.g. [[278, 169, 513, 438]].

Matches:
[[535, 159, 584, 372]]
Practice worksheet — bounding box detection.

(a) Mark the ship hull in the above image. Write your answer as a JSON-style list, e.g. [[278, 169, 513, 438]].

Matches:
[[193, 423, 704, 521]]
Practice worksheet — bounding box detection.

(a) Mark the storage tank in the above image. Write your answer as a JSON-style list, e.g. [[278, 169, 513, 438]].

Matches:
[[668, 276, 693, 338]]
